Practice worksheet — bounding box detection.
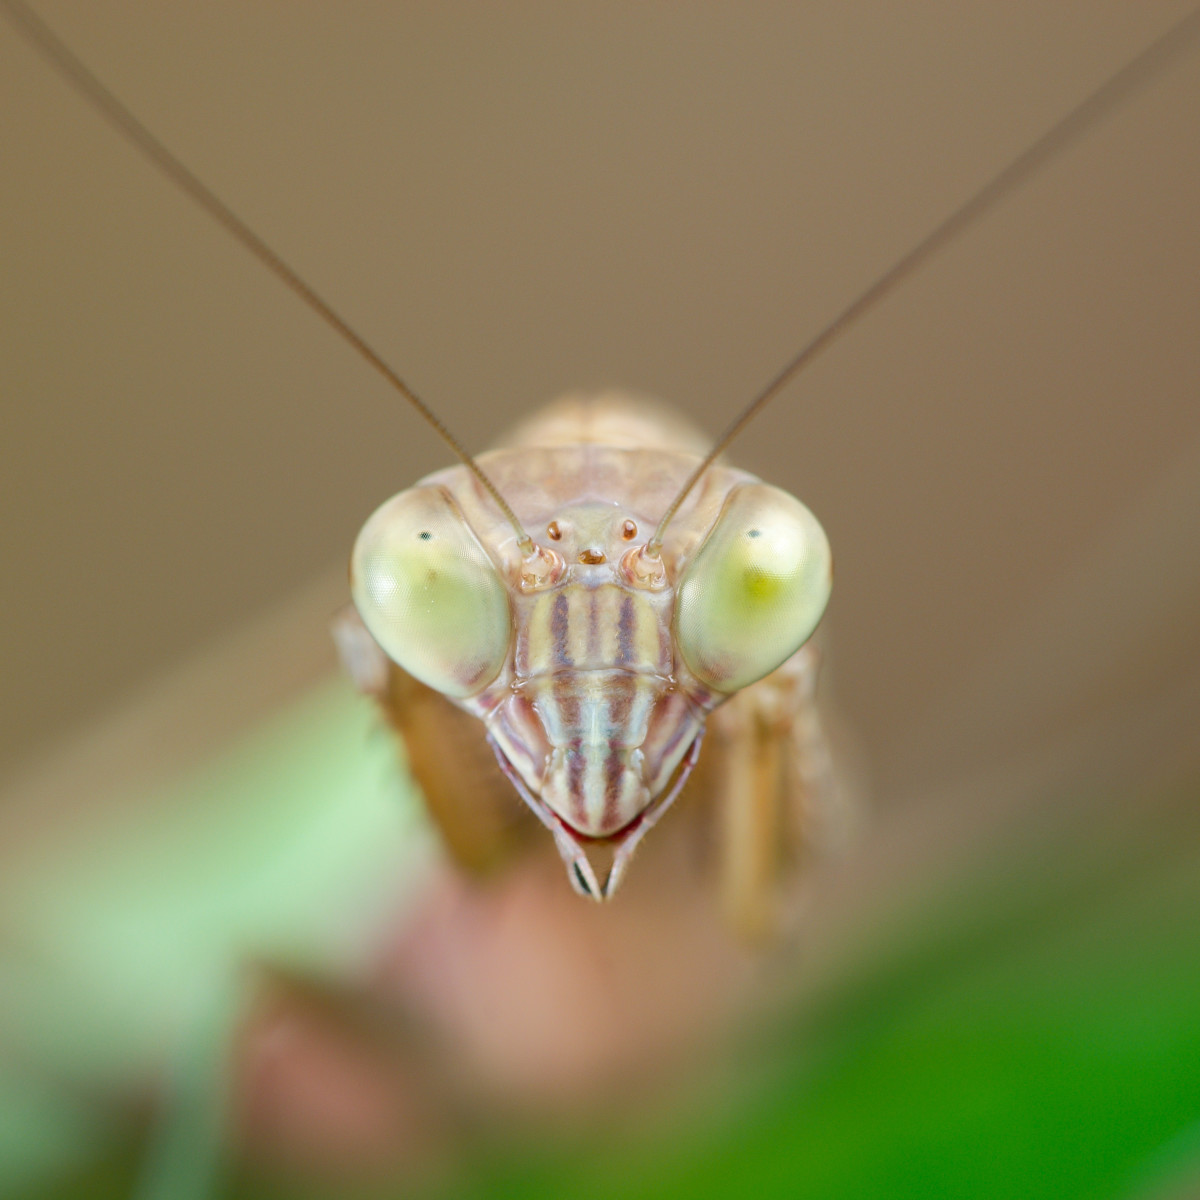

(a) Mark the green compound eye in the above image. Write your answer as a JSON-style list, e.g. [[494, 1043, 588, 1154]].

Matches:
[[350, 486, 512, 697], [674, 483, 831, 694]]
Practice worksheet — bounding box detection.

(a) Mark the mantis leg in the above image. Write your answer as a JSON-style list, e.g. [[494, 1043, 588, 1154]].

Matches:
[[704, 644, 838, 941], [334, 607, 536, 877]]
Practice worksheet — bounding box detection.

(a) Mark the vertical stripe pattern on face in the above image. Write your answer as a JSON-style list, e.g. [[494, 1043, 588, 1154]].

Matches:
[[480, 580, 704, 837], [534, 670, 655, 835], [502, 583, 682, 835], [517, 583, 671, 678]]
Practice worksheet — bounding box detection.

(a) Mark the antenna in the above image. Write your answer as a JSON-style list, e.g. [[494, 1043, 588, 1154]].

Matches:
[[0, 0, 536, 557], [647, 6, 1200, 557]]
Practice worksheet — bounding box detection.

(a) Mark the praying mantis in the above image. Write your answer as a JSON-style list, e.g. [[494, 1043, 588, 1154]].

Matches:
[[2, 8, 1199, 1191], [3, 4, 1198, 940]]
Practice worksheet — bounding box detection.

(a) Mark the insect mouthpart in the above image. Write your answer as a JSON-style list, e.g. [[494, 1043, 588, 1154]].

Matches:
[[489, 726, 705, 902]]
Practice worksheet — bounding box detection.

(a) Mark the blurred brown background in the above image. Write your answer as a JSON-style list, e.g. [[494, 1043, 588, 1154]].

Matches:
[[2, 0, 1198, 804]]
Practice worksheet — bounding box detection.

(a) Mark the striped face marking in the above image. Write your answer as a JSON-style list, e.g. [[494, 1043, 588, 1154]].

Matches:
[[499, 578, 694, 839], [518, 582, 670, 678], [459, 500, 705, 850]]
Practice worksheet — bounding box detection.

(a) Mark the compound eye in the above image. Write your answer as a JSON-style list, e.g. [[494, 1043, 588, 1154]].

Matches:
[[674, 483, 831, 694], [350, 487, 512, 697]]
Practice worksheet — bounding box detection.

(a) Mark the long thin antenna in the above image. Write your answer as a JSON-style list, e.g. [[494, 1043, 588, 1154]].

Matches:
[[1, 0, 536, 556], [647, 6, 1200, 556]]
